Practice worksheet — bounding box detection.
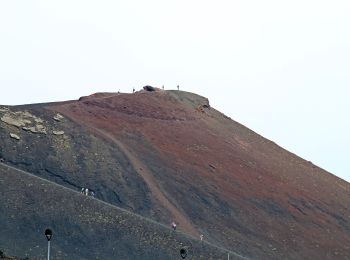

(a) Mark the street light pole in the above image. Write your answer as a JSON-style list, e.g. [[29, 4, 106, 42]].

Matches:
[[45, 229, 53, 260], [47, 240, 51, 260]]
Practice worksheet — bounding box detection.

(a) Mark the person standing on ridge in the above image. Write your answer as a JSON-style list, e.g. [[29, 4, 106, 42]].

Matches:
[[171, 221, 177, 231], [177, 85, 179, 90]]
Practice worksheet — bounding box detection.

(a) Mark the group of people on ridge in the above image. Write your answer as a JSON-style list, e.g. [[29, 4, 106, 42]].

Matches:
[[171, 221, 204, 241], [81, 187, 95, 198]]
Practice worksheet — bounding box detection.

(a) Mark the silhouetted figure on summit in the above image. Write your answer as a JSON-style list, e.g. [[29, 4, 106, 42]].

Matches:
[[177, 85, 179, 90]]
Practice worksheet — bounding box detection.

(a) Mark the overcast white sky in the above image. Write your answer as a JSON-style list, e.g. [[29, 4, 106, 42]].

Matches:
[[0, 1, 349, 182]]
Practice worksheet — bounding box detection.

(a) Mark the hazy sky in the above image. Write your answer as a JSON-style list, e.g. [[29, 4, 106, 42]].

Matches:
[[1, 1, 349, 181]]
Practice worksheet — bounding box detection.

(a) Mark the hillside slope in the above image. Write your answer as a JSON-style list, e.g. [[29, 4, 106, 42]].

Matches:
[[1, 89, 349, 259], [0, 162, 242, 259]]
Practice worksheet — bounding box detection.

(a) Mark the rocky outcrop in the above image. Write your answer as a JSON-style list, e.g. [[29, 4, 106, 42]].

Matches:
[[53, 113, 64, 121], [52, 130, 64, 135], [1, 110, 46, 134], [22, 125, 47, 134], [9, 133, 20, 140], [1, 114, 30, 127]]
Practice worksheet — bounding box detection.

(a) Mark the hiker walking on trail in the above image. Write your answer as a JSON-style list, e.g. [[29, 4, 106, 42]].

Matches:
[[85, 188, 89, 196], [81, 188, 85, 194], [91, 191, 95, 198], [171, 221, 177, 231], [200, 234, 203, 241]]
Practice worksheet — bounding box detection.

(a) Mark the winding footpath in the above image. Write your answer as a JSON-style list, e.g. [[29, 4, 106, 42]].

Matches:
[[52, 103, 199, 237], [91, 128, 199, 237]]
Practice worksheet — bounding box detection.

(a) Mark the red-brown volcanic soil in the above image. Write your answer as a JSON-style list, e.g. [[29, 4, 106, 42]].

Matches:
[[51, 90, 350, 259]]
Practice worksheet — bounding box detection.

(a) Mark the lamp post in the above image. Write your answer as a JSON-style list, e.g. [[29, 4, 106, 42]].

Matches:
[[45, 229, 53, 260], [180, 248, 187, 259]]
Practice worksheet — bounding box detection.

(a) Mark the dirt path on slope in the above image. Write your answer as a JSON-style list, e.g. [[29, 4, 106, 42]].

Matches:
[[91, 128, 199, 237], [50, 105, 198, 236]]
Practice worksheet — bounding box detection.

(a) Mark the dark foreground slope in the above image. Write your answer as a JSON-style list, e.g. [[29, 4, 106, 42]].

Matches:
[[1, 90, 350, 259], [0, 162, 242, 260]]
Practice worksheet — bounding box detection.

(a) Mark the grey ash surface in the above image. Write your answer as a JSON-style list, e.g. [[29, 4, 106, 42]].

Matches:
[[0, 163, 244, 260]]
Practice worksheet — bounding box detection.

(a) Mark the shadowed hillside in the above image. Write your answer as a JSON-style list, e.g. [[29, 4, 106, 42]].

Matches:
[[0, 162, 242, 259], [1, 89, 349, 259]]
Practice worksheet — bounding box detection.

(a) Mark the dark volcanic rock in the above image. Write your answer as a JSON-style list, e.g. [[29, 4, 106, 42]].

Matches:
[[143, 85, 156, 91], [0, 163, 240, 260], [0, 90, 350, 259], [0, 105, 154, 218]]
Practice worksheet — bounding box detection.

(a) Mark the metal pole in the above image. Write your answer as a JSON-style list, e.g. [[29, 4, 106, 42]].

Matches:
[[47, 240, 50, 260], [228, 252, 230, 260]]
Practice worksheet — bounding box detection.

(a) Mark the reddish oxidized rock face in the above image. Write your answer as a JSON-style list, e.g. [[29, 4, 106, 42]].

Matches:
[[49, 90, 350, 260]]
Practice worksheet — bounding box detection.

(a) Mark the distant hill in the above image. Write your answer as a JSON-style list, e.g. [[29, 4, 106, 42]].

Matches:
[[0, 89, 349, 259]]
